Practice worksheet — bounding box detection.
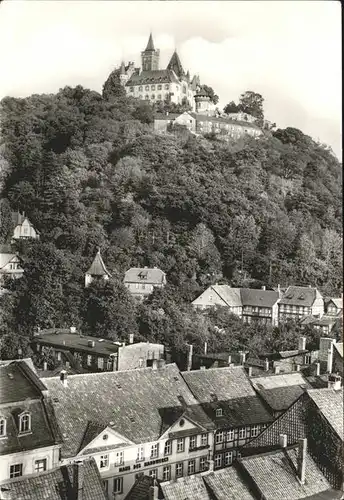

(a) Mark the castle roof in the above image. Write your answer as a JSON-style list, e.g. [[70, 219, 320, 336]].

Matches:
[[145, 32, 155, 51], [126, 69, 180, 86], [167, 50, 185, 78], [86, 249, 111, 277], [120, 61, 126, 74]]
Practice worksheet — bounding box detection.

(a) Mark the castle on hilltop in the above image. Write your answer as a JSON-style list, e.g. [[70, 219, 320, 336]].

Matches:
[[119, 33, 205, 112]]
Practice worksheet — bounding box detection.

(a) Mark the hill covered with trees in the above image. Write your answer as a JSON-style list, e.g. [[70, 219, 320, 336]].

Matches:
[[0, 84, 342, 360]]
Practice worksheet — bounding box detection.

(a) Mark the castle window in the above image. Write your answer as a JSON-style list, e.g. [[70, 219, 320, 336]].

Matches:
[[139, 86, 143, 91], [145, 85, 149, 91], [157, 84, 162, 90], [19, 413, 31, 433], [0, 417, 6, 437], [151, 85, 155, 90], [165, 84, 170, 90]]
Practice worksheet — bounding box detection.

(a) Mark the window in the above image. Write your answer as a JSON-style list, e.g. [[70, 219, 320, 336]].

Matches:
[[226, 430, 234, 441], [162, 465, 171, 481], [157, 84, 162, 90], [115, 451, 124, 466], [201, 433, 208, 446], [187, 460, 195, 475], [137, 446, 144, 461], [145, 95, 149, 100], [151, 85, 155, 90], [151, 94, 155, 100], [102, 479, 108, 492], [224, 451, 233, 466], [145, 85, 150, 91], [177, 438, 185, 453], [0, 418, 6, 437], [97, 357, 104, 370], [157, 94, 162, 101], [189, 435, 197, 450], [130, 86, 134, 92], [175, 462, 183, 478], [19, 413, 31, 433], [251, 425, 259, 437], [164, 440, 172, 456], [238, 427, 246, 439], [215, 454, 222, 469], [215, 431, 224, 444], [34, 459, 47, 472], [113, 477, 123, 494], [10, 464, 22, 478], [87, 355, 92, 366], [165, 84, 169, 90], [199, 456, 207, 471], [139, 86, 143, 91], [150, 443, 159, 458], [100, 455, 109, 469], [149, 469, 157, 478], [216, 408, 223, 417]]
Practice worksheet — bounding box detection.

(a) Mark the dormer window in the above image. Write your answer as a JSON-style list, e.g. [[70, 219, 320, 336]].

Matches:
[[0, 417, 6, 437], [19, 413, 31, 434], [215, 408, 223, 417]]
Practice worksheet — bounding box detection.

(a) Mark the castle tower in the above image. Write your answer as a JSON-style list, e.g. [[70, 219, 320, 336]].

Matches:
[[141, 33, 160, 72], [119, 61, 127, 86], [194, 89, 211, 115], [167, 50, 185, 78], [85, 249, 112, 288]]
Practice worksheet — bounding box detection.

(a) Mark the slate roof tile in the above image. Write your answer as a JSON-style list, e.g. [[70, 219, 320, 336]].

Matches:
[[161, 474, 212, 500], [204, 468, 255, 499], [279, 286, 322, 306], [307, 388, 344, 440]]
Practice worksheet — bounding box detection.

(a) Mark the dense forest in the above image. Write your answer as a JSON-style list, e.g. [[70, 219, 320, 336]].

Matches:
[[0, 82, 342, 361]]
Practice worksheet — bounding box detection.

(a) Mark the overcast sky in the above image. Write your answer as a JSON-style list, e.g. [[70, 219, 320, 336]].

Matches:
[[0, 0, 341, 159]]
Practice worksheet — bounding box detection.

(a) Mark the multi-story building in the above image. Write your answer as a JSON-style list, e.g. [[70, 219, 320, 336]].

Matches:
[[32, 329, 165, 373], [192, 285, 279, 325], [41, 364, 215, 499], [0, 244, 24, 284], [324, 296, 343, 317], [0, 360, 61, 483], [299, 314, 338, 336], [11, 211, 40, 241], [124, 267, 166, 300], [278, 285, 324, 322], [181, 366, 273, 469]]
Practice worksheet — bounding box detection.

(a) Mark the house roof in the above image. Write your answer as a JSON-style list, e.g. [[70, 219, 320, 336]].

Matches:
[[33, 330, 121, 356], [256, 386, 308, 412], [279, 286, 322, 306], [0, 361, 46, 404], [181, 366, 256, 403], [211, 285, 242, 307], [125, 475, 163, 500], [328, 298, 343, 310], [161, 475, 212, 500], [239, 446, 333, 499], [86, 249, 111, 277], [307, 388, 344, 440], [167, 50, 185, 78], [0, 357, 37, 375], [204, 468, 255, 499], [126, 69, 180, 86], [0, 251, 22, 270], [159, 403, 215, 436], [124, 267, 166, 284], [251, 372, 309, 390], [0, 458, 107, 500], [240, 288, 280, 307], [189, 113, 261, 130], [300, 315, 337, 327], [201, 395, 274, 427], [42, 364, 198, 457], [154, 112, 185, 121], [333, 342, 343, 358]]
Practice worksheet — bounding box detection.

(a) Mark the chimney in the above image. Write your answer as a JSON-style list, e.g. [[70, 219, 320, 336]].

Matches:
[[75, 460, 84, 500], [204, 341, 208, 355], [87, 340, 95, 348], [43, 361, 48, 371], [60, 370, 67, 387], [297, 438, 307, 484], [295, 364, 301, 372], [327, 343, 334, 373], [70, 326, 76, 334], [129, 333, 134, 344], [264, 359, 269, 371], [248, 366, 253, 377], [227, 355, 232, 366], [187, 344, 193, 371], [274, 365, 280, 374], [315, 362, 321, 376], [261, 285, 266, 291], [200, 365, 206, 371], [279, 434, 287, 448], [239, 351, 246, 365], [65, 361, 70, 369], [298, 337, 307, 351], [328, 374, 342, 390], [208, 459, 214, 472]]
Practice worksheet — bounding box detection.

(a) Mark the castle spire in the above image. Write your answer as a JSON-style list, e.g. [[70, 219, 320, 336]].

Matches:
[[167, 50, 185, 78], [120, 61, 126, 75], [145, 32, 155, 51]]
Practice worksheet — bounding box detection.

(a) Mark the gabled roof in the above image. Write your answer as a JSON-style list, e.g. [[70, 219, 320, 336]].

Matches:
[[86, 249, 111, 277], [42, 364, 198, 457], [0, 361, 46, 404], [145, 32, 155, 51], [307, 388, 344, 440], [333, 342, 343, 358], [251, 372, 308, 390], [212, 285, 242, 307], [241, 288, 280, 307], [204, 468, 255, 499], [0, 251, 22, 270], [0, 458, 107, 500], [182, 366, 256, 403], [161, 475, 212, 500], [124, 267, 166, 284], [126, 69, 180, 86], [328, 298, 343, 310], [239, 446, 333, 499], [167, 50, 185, 78], [126, 475, 163, 500], [279, 286, 322, 306]]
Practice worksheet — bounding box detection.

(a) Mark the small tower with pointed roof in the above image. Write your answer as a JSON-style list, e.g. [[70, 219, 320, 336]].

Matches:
[[167, 50, 185, 79], [141, 33, 160, 72], [194, 88, 211, 115], [119, 61, 127, 86], [85, 249, 112, 288]]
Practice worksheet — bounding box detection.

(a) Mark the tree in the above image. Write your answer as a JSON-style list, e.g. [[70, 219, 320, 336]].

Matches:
[[102, 70, 126, 101], [223, 101, 240, 114], [199, 85, 219, 105], [238, 91, 264, 124]]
